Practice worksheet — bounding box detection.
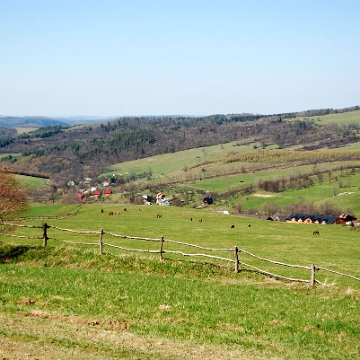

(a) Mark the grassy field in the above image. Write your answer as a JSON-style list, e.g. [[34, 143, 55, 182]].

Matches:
[[1, 203, 360, 359], [14, 126, 39, 134], [107, 140, 258, 179], [2, 203, 360, 286], [14, 174, 50, 188], [297, 109, 360, 126]]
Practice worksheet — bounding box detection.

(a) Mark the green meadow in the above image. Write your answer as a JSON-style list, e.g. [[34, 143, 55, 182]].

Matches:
[[2, 109, 360, 358], [1, 203, 360, 359], [107, 140, 258, 179], [14, 174, 50, 188], [297, 109, 360, 126]]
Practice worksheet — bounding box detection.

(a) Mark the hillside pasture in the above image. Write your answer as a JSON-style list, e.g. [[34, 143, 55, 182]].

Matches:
[[1, 254, 359, 360], [1, 203, 360, 359], [298, 109, 360, 126], [108, 140, 258, 179], [183, 160, 360, 214], [3, 204, 360, 289], [14, 126, 39, 134], [14, 174, 50, 188]]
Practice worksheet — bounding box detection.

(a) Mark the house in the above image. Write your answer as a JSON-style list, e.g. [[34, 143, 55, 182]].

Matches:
[[334, 213, 357, 225], [203, 197, 214, 205], [93, 190, 101, 197], [102, 180, 111, 187], [77, 193, 84, 199], [285, 213, 338, 224], [156, 192, 170, 205], [104, 189, 113, 195], [266, 213, 287, 222], [158, 198, 170, 206]]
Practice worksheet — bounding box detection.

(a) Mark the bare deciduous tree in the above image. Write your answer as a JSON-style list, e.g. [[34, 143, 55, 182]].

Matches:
[[0, 166, 28, 220]]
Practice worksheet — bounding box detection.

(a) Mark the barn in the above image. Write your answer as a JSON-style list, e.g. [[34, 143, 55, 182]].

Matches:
[[285, 213, 338, 224]]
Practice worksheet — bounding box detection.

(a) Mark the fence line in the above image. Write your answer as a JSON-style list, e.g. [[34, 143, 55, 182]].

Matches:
[[3, 233, 42, 240], [164, 250, 234, 263], [238, 248, 311, 270], [239, 260, 311, 283], [1, 221, 360, 285], [48, 224, 100, 235], [165, 239, 231, 252], [104, 231, 161, 242], [104, 242, 161, 253], [317, 266, 360, 282], [51, 238, 98, 246]]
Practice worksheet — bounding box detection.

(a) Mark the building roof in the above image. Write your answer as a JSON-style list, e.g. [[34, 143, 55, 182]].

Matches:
[[285, 213, 338, 224], [267, 213, 287, 222]]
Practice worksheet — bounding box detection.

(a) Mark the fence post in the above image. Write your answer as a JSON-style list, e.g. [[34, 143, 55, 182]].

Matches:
[[234, 246, 239, 273], [310, 264, 316, 286], [159, 236, 164, 262], [99, 228, 103, 255], [42, 223, 48, 247]]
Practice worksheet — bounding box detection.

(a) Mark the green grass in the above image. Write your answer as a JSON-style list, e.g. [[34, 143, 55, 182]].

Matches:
[[14, 174, 49, 188], [0, 242, 359, 359], [298, 109, 360, 126], [1, 200, 360, 359], [107, 140, 257, 179], [3, 203, 360, 287]]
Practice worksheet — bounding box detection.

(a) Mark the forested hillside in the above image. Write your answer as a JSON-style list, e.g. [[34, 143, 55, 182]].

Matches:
[[0, 116, 69, 128], [0, 107, 359, 183]]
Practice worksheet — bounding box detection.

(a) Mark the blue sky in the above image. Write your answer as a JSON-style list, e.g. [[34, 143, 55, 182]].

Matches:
[[1, 0, 359, 117]]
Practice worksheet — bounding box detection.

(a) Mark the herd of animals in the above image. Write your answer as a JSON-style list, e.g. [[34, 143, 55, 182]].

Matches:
[[99, 208, 360, 235]]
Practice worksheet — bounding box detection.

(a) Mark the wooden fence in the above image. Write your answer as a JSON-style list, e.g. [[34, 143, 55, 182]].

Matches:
[[1, 221, 360, 287]]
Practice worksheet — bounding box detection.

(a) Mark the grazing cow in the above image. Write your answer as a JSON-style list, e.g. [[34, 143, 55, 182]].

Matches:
[[231, 225, 235, 228], [101, 209, 104, 213], [114, 211, 118, 215], [124, 208, 127, 212], [313, 230, 320, 235], [190, 218, 193, 221], [109, 211, 114, 216], [248, 224, 251, 227], [156, 214, 162, 218], [199, 219, 202, 222], [138, 207, 141, 211]]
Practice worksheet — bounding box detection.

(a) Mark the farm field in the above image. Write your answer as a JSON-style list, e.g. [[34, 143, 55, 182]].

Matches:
[[3, 203, 360, 282], [107, 139, 258, 179], [14, 173, 50, 188], [1, 203, 360, 359]]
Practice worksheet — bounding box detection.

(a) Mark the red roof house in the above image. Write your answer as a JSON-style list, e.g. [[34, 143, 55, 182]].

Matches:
[[105, 189, 113, 195], [93, 190, 102, 197]]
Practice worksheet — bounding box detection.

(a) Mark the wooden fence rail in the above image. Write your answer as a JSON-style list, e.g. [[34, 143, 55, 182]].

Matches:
[[1, 221, 360, 286]]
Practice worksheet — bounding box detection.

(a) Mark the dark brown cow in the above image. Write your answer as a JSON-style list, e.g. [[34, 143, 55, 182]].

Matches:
[[313, 230, 320, 235]]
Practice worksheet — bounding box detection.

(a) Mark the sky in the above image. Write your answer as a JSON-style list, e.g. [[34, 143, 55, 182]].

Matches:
[[1, 0, 359, 117]]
